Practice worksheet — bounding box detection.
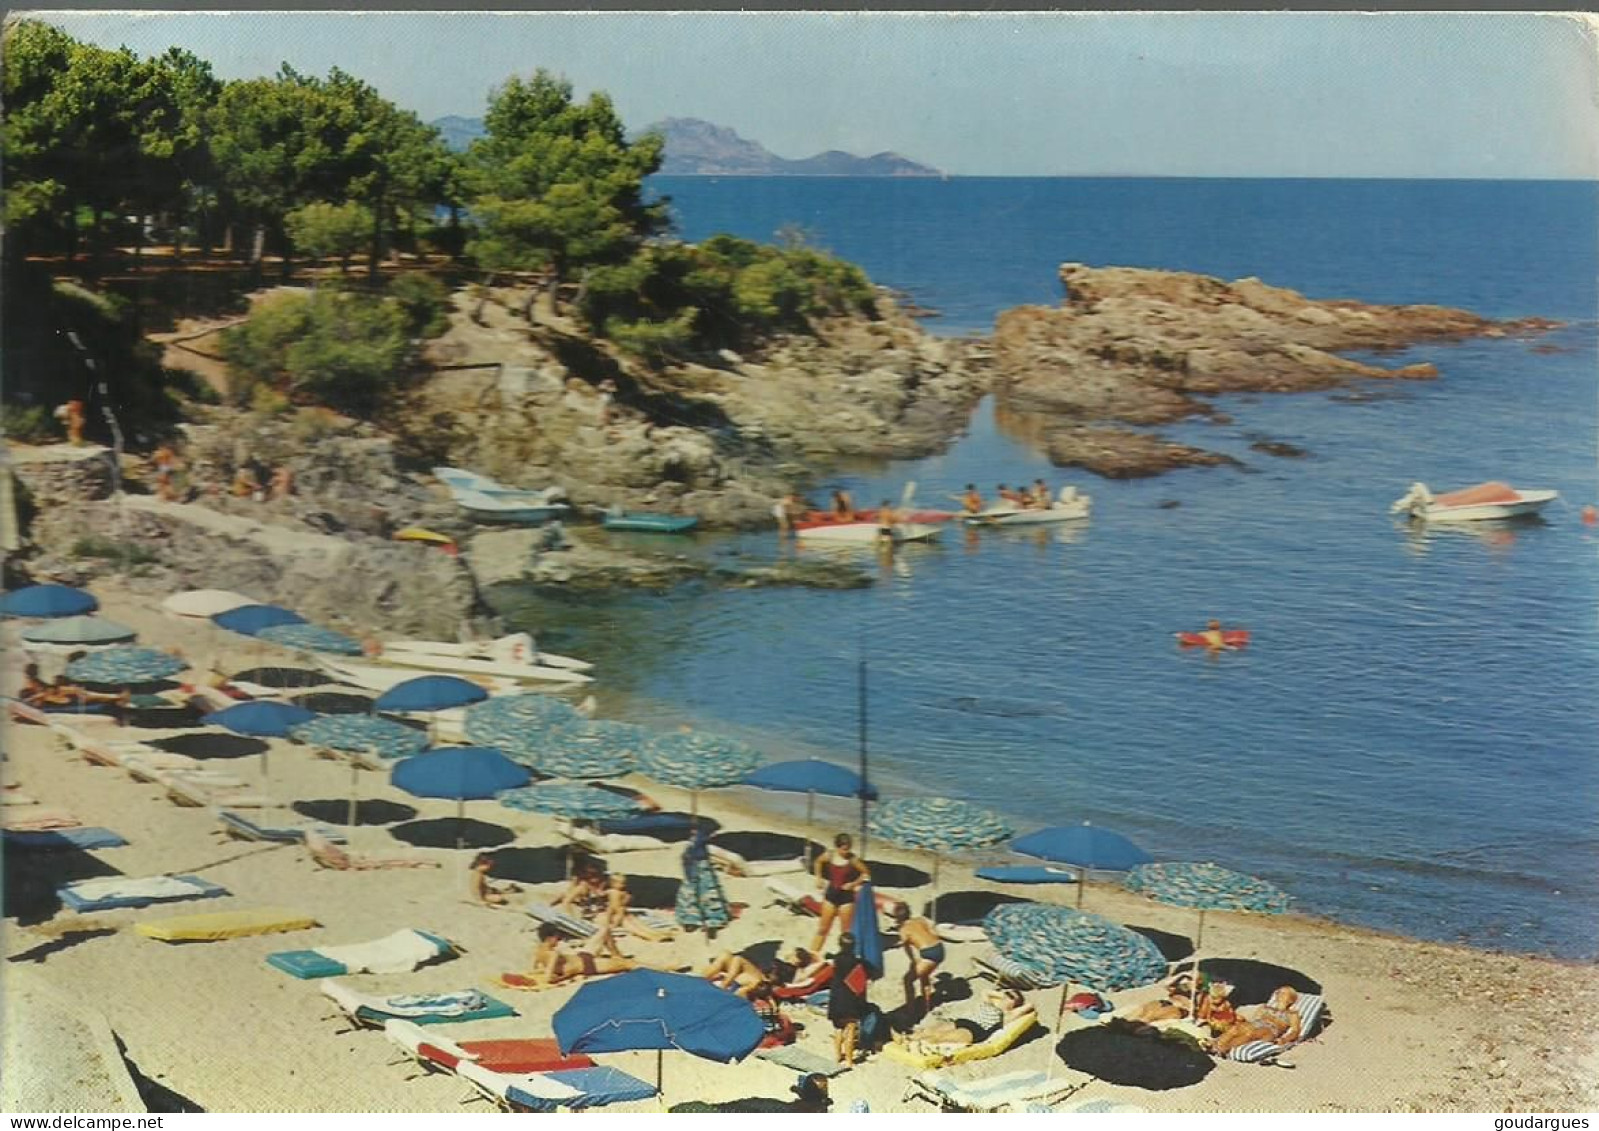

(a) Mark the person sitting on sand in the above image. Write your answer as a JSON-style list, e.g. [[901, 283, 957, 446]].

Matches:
[[1208, 986, 1302, 1055], [152, 444, 181, 502], [891, 902, 944, 1016], [519, 923, 639, 988], [959, 484, 984, 515], [1198, 979, 1238, 1033], [593, 873, 671, 955], [896, 988, 1032, 1054], [468, 853, 520, 907], [830, 489, 855, 521], [557, 857, 610, 919]]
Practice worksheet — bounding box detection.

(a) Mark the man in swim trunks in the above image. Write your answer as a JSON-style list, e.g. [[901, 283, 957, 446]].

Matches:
[[891, 902, 944, 1016]]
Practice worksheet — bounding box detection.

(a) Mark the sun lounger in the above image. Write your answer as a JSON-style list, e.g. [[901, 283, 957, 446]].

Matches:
[[936, 923, 988, 943], [319, 980, 517, 1029], [160, 770, 275, 809], [765, 876, 899, 921], [5, 827, 128, 851], [560, 828, 676, 854], [7, 698, 54, 726], [708, 844, 805, 877], [524, 901, 593, 938], [268, 929, 456, 979], [772, 964, 833, 1002], [305, 829, 440, 871], [972, 948, 1061, 989], [118, 750, 201, 781], [218, 810, 346, 844], [58, 874, 228, 913], [882, 1010, 1043, 1070], [754, 1044, 849, 1077], [1224, 993, 1326, 1064], [458, 1061, 658, 1113], [1, 808, 81, 832], [383, 1020, 595, 1077], [136, 907, 318, 942], [904, 1068, 1090, 1112]]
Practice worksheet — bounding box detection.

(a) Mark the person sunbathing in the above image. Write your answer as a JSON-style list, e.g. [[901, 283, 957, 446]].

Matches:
[[1208, 986, 1302, 1055], [557, 857, 610, 919], [20, 665, 129, 712], [702, 951, 769, 997], [468, 853, 520, 907], [520, 923, 639, 988], [895, 988, 1032, 1054]]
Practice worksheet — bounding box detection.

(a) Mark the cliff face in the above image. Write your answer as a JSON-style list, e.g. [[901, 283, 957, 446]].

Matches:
[[991, 263, 1557, 476]]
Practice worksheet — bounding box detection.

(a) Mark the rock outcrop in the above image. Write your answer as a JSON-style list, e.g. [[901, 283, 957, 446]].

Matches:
[[992, 264, 1556, 475]]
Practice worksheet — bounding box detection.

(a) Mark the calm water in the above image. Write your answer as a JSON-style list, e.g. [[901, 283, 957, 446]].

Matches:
[[502, 178, 1599, 960]]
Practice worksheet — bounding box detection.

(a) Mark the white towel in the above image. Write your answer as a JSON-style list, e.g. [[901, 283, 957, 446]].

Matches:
[[65, 875, 201, 902], [316, 929, 448, 975]]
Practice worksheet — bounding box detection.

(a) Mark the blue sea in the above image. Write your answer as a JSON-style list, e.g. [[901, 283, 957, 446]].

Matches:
[[502, 178, 1599, 960]]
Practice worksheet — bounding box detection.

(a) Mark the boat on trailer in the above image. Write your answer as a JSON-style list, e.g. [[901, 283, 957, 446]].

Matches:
[[1390, 481, 1558, 523]]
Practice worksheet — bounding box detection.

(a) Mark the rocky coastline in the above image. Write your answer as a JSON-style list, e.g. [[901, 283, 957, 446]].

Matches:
[[6, 263, 1553, 633]]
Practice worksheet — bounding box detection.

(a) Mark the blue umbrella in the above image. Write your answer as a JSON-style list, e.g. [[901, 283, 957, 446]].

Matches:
[[535, 720, 648, 779], [2, 584, 98, 618], [745, 759, 878, 866], [1125, 861, 1291, 1019], [977, 865, 1080, 886], [64, 646, 187, 687], [1012, 823, 1154, 908], [208, 700, 317, 737], [639, 730, 762, 818], [257, 623, 364, 656], [870, 796, 1012, 919], [374, 675, 488, 713], [554, 969, 764, 1097], [392, 746, 531, 846], [498, 782, 645, 822], [20, 615, 136, 647], [984, 902, 1169, 1072], [211, 604, 307, 636]]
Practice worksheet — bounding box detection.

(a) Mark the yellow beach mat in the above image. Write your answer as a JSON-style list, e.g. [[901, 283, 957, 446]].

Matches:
[[135, 907, 318, 942], [882, 1012, 1042, 1070], [393, 526, 455, 546]]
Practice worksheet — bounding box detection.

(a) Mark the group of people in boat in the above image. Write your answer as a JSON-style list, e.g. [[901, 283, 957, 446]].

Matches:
[[959, 480, 1062, 515]]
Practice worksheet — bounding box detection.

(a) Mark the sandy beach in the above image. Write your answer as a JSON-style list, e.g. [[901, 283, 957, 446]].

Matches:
[[4, 581, 1597, 1114]]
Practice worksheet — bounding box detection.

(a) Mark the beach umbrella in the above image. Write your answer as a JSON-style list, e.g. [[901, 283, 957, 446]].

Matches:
[[64, 646, 187, 687], [639, 730, 762, 819], [20, 615, 136, 649], [208, 700, 317, 738], [257, 623, 364, 656], [391, 746, 531, 847], [1012, 822, 1154, 908], [554, 969, 764, 1099], [211, 604, 307, 636], [3, 584, 98, 618], [976, 865, 1081, 886], [498, 781, 645, 823], [463, 693, 585, 763], [375, 675, 487, 713], [744, 759, 878, 866], [160, 589, 255, 619], [534, 720, 648, 778], [984, 902, 1169, 1074], [869, 796, 1011, 920], [675, 823, 732, 936], [293, 712, 431, 826], [1124, 861, 1291, 1019]]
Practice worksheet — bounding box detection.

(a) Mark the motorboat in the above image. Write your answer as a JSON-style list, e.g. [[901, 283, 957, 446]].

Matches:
[[795, 521, 942, 545], [965, 487, 1092, 526], [1390, 481, 1558, 523], [374, 648, 592, 685], [381, 632, 592, 675], [796, 507, 956, 529], [601, 512, 699, 534], [317, 657, 520, 696], [434, 466, 570, 524]]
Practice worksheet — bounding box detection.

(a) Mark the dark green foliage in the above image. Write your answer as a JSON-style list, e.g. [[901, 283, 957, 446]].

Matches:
[[578, 236, 877, 364], [386, 273, 453, 340], [0, 404, 60, 443], [71, 536, 161, 566]]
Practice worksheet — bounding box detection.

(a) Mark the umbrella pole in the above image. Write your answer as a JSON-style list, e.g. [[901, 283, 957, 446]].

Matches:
[[1189, 910, 1207, 1020], [1045, 980, 1072, 1076], [929, 852, 940, 922], [806, 790, 816, 868], [656, 1049, 664, 1108], [348, 757, 360, 828], [457, 796, 465, 850], [1076, 866, 1085, 908]]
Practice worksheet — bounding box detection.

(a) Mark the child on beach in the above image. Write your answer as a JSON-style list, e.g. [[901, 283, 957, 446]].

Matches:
[[467, 853, 519, 907]]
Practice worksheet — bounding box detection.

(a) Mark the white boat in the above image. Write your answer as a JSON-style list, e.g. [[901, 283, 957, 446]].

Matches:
[[383, 633, 592, 674], [1390, 481, 1558, 523], [318, 658, 521, 696], [966, 487, 1092, 526], [434, 466, 571, 524], [795, 521, 942, 545], [375, 647, 592, 685]]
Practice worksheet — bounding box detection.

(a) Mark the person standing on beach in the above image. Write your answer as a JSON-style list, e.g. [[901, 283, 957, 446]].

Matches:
[[773, 491, 800, 536], [809, 832, 870, 954], [892, 902, 944, 1017], [828, 931, 869, 1065]]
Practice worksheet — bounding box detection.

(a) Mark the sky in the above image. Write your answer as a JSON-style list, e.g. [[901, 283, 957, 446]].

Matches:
[[29, 11, 1599, 179]]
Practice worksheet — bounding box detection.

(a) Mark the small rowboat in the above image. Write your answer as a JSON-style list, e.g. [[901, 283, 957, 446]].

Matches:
[[602, 512, 699, 534], [1175, 629, 1251, 648], [1390, 481, 1558, 523], [795, 521, 941, 545]]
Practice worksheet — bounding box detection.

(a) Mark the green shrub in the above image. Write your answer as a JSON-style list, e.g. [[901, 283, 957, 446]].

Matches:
[[386, 273, 453, 339], [70, 536, 161, 566], [0, 402, 60, 443]]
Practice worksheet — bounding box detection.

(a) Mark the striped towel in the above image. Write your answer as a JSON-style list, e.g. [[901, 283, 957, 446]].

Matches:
[[973, 949, 1060, 989], [1227, 994, 1325, 1063]]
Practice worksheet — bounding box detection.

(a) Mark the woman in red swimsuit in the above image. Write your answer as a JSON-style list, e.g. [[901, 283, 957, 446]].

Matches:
[[809, 833, 870, 955]]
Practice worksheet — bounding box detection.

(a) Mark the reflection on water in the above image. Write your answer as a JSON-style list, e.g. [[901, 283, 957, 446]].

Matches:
[[1397, 516, 1544, 557]]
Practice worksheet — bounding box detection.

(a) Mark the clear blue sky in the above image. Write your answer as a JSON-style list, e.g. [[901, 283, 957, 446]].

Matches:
[[31, 11, 1599, 179]]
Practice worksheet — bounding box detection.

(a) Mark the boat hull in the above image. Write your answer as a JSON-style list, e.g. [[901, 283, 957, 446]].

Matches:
[[795, 522, 941, 544], [376, 649, 592, 685], [318, 658, 519, 695], [1416, 493, 1557, 522], [965, 502, 1091, 526], [602, 514, 699, 534], [382, 637, 593, 674]]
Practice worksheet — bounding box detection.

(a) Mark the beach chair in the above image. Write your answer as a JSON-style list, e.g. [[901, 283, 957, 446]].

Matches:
[[1, 808, 82, 833], [319, 980, 517, 1030], [882, 1010, 1043, 1070], [305, 829, 441, 871], [160, 770, 275, 809], [382, 1020, 594, 1079], [58, 874, 228, 913], [118, 750, 201, 782], [523, 902, 594, 939], [457, 1061, 658, 1113], [136, 907, 318, 942], [754, 1044, 849, 1077], [972, 948, 1062, 989], [217, 810, 346, 844], [5, 827, 128, 851], [765, 877, 900, 925], [267, 929, 456, 979], [936, 923, 988, 943], [708, 843, 805, 877], [6, 698, 54, 726], [904, 1067, 1090, 1112], [1224, 993, 1326, 1065]]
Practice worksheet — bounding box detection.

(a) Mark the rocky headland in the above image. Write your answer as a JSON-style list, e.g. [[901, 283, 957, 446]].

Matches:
[[991, 263, 1557, 477]]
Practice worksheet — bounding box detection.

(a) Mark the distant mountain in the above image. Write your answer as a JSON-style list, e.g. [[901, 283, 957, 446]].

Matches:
[[427, 114, 940, 176]]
